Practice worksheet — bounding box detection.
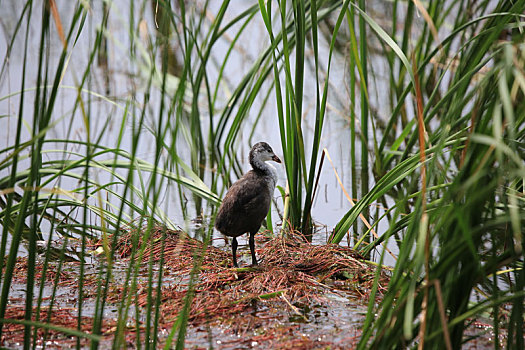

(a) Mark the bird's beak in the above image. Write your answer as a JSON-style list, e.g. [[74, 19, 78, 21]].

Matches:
[[272, 155, 281, 163]]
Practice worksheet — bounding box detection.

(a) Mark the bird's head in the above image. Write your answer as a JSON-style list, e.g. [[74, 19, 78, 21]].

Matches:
[[250, 142, 281, 164]]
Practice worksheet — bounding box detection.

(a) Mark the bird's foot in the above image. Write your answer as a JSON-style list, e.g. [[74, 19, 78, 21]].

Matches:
[[249, 259, 261, 268]]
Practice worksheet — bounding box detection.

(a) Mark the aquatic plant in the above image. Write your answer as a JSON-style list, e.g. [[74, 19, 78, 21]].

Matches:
[[0, 0, 524, 348]]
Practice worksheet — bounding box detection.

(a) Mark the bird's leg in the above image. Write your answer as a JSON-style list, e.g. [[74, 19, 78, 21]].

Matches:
[[249, 232, 258, 266], [231, 237, 239, 268]]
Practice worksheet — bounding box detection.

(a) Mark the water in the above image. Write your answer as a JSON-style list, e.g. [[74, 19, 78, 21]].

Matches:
[[1, 2, 375, 242], [0, 1, 412, 281]]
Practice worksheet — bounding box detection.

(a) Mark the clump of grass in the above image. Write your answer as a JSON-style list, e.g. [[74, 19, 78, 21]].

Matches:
[[113, 223, 389, 347], [113, 224, 385, 308], [2, 223, 387, 347]]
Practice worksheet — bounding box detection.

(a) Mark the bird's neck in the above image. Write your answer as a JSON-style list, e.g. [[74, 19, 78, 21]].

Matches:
[[250, 158, 277, 182], [250, 157, 268, 172]]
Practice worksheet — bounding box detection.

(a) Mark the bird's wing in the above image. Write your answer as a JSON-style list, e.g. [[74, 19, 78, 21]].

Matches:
[[215, 172, 272, 235], [222, 174, 270, 214]]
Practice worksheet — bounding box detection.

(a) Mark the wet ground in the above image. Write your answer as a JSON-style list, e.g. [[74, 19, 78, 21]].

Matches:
[[0, 226, 507, 349]]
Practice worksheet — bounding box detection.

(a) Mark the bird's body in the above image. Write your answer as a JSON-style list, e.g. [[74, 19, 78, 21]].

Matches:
[[215, 142, 281, 267], [214, 170, 273, 238]]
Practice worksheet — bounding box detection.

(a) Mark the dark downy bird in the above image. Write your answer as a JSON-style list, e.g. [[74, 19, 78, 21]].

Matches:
[[215, 142, 281, 267]]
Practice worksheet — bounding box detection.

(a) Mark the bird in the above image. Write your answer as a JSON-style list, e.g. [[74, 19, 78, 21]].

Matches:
[[215, 142, 281, 268]]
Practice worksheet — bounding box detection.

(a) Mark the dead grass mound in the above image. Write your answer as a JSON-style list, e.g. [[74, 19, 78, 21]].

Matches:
[[3, 224, 388, 348], [112, 224, 388, 327]]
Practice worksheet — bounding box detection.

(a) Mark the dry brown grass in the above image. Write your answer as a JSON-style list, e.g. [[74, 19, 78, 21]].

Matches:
[[3, 224, 388, 348]]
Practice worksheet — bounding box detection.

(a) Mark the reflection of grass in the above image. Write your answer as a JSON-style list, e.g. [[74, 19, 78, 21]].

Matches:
[[1, 0, 524, 348]]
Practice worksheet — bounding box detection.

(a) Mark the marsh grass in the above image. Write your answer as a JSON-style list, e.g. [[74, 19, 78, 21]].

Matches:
[[0, 0, 524, 348]]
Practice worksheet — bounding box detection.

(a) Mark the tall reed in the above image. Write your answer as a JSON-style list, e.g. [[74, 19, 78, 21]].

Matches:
[[1, 0, 524, 348], [258, 0, 351, 237], [328, 1, 525, 348]]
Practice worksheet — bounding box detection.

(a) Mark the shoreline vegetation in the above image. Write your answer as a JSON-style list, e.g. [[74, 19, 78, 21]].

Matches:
[[1, 0, 524, 348]]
